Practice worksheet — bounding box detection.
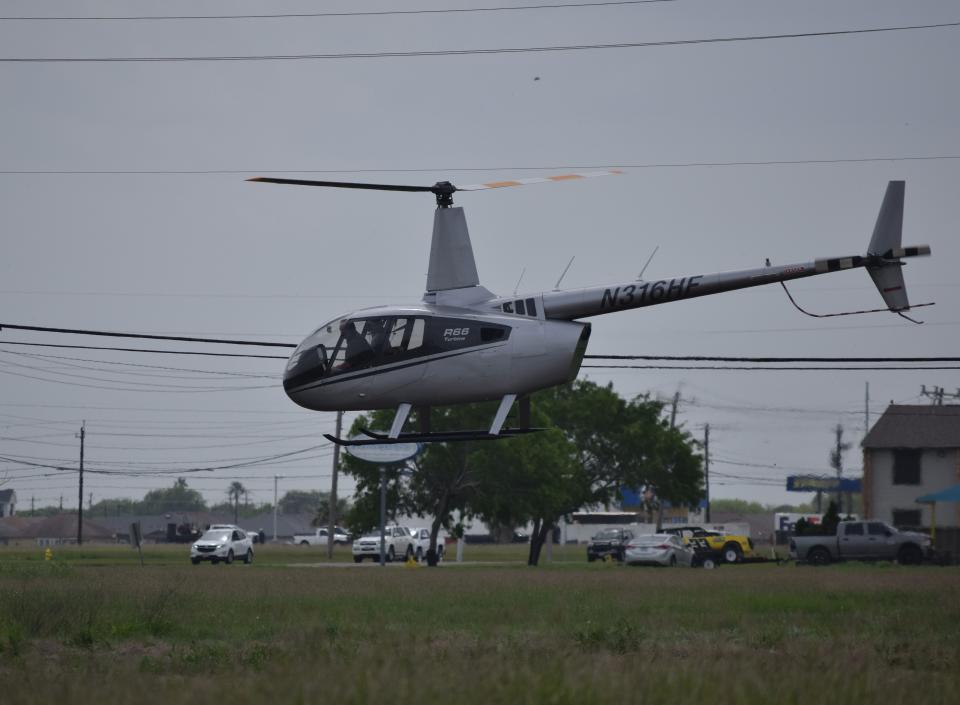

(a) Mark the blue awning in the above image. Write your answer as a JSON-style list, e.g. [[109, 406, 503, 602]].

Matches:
[[916, 483, 960, 504]]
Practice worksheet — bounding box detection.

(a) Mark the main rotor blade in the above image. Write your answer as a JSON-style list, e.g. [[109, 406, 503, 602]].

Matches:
[[456, 169, 622, 191], [247, 177, 436, 193]]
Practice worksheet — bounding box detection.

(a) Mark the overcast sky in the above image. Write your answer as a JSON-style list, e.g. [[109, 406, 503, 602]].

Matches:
[[0, 0, 957, 514]]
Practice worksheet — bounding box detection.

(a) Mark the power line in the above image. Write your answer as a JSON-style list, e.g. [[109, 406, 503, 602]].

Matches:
[[583, 365, 960, 370], [0, 341, 288, 359], [4, 155, 960, 176], [0, 1, 674, 22], [0, 348, 277, 380], [2, 21, 957, 62], [586, 355, 960, 363], [0, 444, 329, 474], [4, 325, 958, 364], [0, 323, 296, 347], [0, 357, 276, 392]]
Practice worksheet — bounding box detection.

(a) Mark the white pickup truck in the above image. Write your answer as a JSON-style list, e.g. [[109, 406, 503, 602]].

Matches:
[[293, 526, 352, 546], [352, 526, 416, 563]]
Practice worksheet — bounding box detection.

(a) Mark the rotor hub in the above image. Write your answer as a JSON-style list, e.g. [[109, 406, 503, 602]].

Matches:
[[432, 181, 457, 208]]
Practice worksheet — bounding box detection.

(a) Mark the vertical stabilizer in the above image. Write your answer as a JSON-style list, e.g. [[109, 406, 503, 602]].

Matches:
[[426, 207, 480, 292], [865, 181, 911, 311], [867, 181, 904, 256]]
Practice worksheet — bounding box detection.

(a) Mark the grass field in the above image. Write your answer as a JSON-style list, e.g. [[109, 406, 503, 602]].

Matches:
[[1, 544, 958, 704]]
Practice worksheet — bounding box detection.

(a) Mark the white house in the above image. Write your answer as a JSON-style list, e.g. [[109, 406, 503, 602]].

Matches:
[[862, 405, 960, 528], [0, 489, 16, 518]]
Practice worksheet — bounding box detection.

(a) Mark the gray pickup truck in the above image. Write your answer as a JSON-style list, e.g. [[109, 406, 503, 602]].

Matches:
[[790, 520, 931, 565]]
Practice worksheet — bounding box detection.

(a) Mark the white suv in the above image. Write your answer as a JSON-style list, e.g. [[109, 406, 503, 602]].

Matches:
[[352, 526, 415, 563], [191, 527, 254, 565], [409, 527, 444, 562]]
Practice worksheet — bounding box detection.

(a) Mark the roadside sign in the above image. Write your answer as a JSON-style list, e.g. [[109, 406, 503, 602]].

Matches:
[[786, 475, 861, 493], [344, 438, 421, 464]]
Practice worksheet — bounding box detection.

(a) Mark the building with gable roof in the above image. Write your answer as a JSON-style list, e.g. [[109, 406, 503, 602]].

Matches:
[[862, 404, 960, 528]]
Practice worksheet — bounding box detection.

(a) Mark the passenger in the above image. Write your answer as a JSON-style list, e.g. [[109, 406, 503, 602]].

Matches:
[[366, 319, 389, 355]]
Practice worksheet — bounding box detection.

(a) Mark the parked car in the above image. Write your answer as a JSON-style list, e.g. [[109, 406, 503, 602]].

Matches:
[[293, 526, 352, 546], [408, 527, 444, 562], [190, 527, 254, 565], [624, 534, 695, 567], [587, 528, 635, 562], [352, 526, 416, 563], [790, 520, 931, 565], [662, 525, 754, 563], [512, 530, 530, 543]]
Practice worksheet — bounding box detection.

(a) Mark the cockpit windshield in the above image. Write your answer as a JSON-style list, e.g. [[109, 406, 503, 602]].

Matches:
[[283, 313, 509, 391], [285, 316, 427, 384]]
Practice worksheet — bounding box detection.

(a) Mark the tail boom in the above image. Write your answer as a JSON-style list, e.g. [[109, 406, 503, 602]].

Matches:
[[540, 180, 930, 320]]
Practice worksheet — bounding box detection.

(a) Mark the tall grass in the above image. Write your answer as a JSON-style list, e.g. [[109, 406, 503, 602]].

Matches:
[[0, 546, 958, 704]]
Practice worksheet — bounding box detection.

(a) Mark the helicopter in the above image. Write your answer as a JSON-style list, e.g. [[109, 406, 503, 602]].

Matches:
[[248, 173, 931, 446]]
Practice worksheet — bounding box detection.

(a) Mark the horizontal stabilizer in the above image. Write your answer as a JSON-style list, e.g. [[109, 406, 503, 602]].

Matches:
[[868, 265, 910, 311]]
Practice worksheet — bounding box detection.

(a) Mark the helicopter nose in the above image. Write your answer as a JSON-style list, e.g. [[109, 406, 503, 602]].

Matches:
[[282, 348, 324, 398]]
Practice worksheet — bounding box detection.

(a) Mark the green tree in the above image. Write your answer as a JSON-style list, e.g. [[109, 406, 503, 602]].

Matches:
[[139, 478, 207, 514], [343, 403, 502, 565], [312, 495, 351, 527], [227, 481, 246, 524], [470, 425, 580, 566], [88, 497, 139, 517], [343, 381, 703, 567], [500, 381, 702, 565], [279, 490, 328, 515]]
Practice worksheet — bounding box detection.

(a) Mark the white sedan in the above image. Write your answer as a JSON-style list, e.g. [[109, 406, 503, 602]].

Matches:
[[191, 528, 254, 565], [624, 534, 694, 567]]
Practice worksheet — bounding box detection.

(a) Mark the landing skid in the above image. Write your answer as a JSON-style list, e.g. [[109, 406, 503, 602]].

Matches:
[[324, 427, 544, 446], [325, 394, 538, 446]]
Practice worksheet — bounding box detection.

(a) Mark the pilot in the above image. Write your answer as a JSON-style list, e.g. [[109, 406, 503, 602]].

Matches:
[[339, 320, 373, 368]]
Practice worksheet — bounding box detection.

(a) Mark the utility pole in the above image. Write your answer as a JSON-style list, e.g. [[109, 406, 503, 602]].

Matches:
[[327, 410, 343, 560], [379, 467, 387, 567], [864, 382, 870, 435], [921, 385, 960, 405], [31, 496, 35, 517], [704, 424, 711, 523], [273, 475, 282, 542], [830, 424, 851, 514], [76, 421, 85, 545], [669, 390, 680, 428], [656, 391, 682, 531]]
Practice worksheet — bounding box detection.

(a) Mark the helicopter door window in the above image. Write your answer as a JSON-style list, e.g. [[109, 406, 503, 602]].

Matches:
[[387, 318, 408, 353], [407, 318, 425, 352], [515, 299, 526, 315], [525, 298, 537, 317]]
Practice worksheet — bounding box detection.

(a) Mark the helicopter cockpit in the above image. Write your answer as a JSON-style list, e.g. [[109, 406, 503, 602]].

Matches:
[[284, 316, 421, 387], [283, 313, 511, 393]]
